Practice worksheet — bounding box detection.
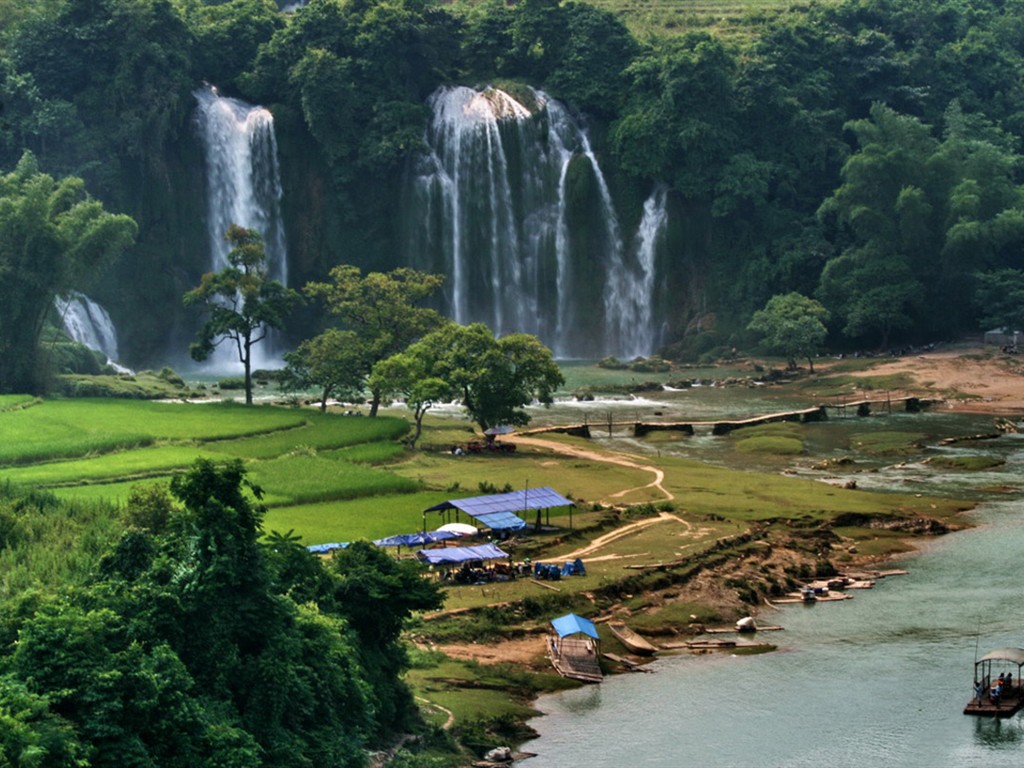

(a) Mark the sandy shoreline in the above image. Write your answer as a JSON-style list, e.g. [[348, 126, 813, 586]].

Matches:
[[839, 341, 1024, 415]]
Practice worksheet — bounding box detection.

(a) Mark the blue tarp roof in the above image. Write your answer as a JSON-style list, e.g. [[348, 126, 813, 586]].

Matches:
[[306, 542, 349, 554], [416, 543, 509, 565], [423, 487, 574, 531], [550, 613, 599, 640], [374, 531, 459, 547]]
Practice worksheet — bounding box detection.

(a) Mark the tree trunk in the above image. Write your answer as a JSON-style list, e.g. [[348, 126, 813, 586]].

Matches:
[[243, 335, 253, 405], [410, 407, 424, 449], [369, 388, 381, 417], [806, 355, 815, 373], [320, 386, 329, 412]]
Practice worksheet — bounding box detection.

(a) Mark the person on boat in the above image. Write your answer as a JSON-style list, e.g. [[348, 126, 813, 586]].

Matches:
[[1006, 672, 1014, 693], [975, 680, 986, 704], [991, 680, 1002, 707]]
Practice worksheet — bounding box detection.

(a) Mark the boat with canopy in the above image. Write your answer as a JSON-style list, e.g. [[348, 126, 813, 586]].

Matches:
[[964, 647, 1024, 717]]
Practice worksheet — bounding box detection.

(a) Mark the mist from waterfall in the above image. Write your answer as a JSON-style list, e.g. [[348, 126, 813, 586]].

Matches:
[[194, 85, 288, 370], [404, 85, 667, 359], [55, 292, 129, 370]]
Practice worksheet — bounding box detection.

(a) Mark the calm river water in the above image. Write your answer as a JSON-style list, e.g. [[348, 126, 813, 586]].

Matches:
[[519, 415, 1024, 768]]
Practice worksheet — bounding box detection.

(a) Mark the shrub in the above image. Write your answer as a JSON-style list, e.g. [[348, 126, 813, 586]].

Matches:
[[158, 367, 186, 387]]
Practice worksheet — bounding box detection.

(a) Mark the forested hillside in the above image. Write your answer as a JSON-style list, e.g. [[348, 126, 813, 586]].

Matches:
[[3, 0, 1024, 368]]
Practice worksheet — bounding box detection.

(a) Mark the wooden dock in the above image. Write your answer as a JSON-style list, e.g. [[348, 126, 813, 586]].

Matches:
[[547, 636, 602, 683], [964, 685, 1024, 717]]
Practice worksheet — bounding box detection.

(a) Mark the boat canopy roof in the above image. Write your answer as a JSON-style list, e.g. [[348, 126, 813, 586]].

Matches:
[[977, 648, 1024, 666], [551, 612, 599, 640]]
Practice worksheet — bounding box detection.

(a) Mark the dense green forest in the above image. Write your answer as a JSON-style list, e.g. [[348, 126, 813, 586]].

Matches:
[[0, 458, 444, 766], [3, 0, 1024, 378]]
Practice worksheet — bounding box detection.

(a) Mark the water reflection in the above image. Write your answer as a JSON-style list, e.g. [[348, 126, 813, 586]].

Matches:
[[975, 717, 1024, 748], [558, 685, 602, 715]]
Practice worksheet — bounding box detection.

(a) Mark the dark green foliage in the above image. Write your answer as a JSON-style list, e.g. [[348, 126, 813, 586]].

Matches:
[[329, 541, 444, 736], [975, 269, 1024, 333], [0, 460, 443, 765], [187, 0, 284, 94], [4, 0, 195, 193], [0, 154, 136, 394]]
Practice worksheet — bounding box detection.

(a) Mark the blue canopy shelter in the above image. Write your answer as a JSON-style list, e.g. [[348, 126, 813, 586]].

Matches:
[[374, 530, 459, 548], [416, 543, 509, 566], [422, 487, 575, 533], [306, 542, 349, 555], [550, 613, 599, 640]]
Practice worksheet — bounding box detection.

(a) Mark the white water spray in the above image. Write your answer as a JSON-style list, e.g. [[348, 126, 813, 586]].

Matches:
[[194, 85, 288, 370], [55, 292, 130, 371], [406, 86, 667, 358]]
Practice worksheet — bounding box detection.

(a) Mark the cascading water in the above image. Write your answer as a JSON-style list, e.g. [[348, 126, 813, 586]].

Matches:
[[193, 84, 288, 370], [609, 184, 669, 358], [55, 292, 129, 370], [404, 85, 668, 359]]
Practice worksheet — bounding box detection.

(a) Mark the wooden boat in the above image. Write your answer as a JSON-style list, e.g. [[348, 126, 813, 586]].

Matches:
[[964, 647, 1024, 717], [607, 621, 659, 655]]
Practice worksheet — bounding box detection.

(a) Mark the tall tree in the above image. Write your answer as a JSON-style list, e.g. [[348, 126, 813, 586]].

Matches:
[[184, 225, 300, 405], [397, 322, 563, 433], [368, 347, 456, 447], [0, 152, 137, 394], [304, 265, 445, 416], [280, 328, 367, 411], [974, 269, 1024, 334], [747, 292, 830, 372]]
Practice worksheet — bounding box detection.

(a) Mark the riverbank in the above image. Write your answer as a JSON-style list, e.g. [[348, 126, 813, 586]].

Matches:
[[404, 341, 1023, 765]]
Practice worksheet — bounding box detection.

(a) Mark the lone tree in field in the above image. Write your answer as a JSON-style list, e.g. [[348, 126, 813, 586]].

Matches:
[[184, 225, 300, 404], [748, 292, 830, 372], [304, 265, 445, 416], [374, 322, 563, 434], [281, 328, 367, 412]]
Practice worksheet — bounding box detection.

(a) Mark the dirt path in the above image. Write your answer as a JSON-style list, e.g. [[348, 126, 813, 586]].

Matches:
[[559, 511, 690, 560], [509, 435, 673, 503]]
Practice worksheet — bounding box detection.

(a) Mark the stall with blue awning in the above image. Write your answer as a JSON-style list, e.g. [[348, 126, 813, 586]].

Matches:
[[422, 487, 575, 532], [416, 543, 509, 565]]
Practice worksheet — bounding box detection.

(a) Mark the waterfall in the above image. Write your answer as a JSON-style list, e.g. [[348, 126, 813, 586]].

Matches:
[[55, 292, 128, 369], [609, 184, 669, 359], [405, 85, 666, 359], [194, 85, 288, 369]]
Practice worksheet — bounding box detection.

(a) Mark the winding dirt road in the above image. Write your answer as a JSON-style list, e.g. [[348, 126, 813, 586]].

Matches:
[[509, 434, 674, 504]]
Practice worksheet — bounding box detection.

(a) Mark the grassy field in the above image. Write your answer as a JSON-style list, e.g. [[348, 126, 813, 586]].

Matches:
[[0, 381, 976, 744]]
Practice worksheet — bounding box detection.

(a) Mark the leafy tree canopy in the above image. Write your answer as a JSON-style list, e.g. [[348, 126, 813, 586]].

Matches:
[[398, 322, 564, 432], [747, 292, 830, 372], [304, 264, 445, 415], [0, 152, 136, 394]]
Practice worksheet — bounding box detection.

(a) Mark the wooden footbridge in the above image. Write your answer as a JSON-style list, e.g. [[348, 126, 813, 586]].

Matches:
[[520, 396, 937, 440]]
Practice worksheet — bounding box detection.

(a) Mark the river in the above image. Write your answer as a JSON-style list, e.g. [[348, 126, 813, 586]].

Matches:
[[518, 415, 1024, 768]]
